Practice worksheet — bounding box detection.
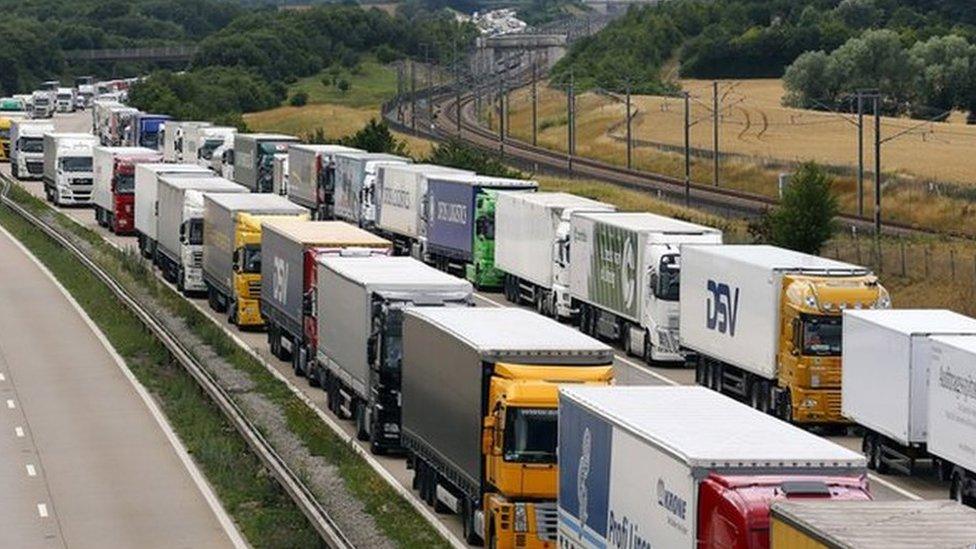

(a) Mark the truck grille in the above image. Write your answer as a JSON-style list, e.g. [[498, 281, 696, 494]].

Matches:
[[191, 251, 203, 268], [825, 390, 842, 416], [27, 162, 43, 174], [657, 328, 680, 354], [248, 280, 261, 297], [72, 178, 93, 187], [534, 503, 557, 542]]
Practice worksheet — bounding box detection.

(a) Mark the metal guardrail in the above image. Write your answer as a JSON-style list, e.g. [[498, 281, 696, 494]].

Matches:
[[63, 46, 198, 62], [0, 174, 354, 549]]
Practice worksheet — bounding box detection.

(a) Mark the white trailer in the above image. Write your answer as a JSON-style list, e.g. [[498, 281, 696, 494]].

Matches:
[[10, 119, 54, 180], [42, 132, 96, 205], [557, 386, 868, 549], [333, 151, 411, 228], [570, 212, 722, 363], [927, 334, 976, 504], [496, 192, 615, 320], [162, 121, 211, 163], [156, 176, 247, 293], [286, 144, 361, 218], [272, 154, 288, 196], [842, 309, 976, 476], [134, 163, 212, 259], [373, 163, 472, 256], [187, 125, 235, 168]]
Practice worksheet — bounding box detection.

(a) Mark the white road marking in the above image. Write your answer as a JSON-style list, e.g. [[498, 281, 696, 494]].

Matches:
[[26, 464, 36, 477], [868, 473, 924, 500], [6, 399, 14, 409], [14, 426, 24, 438], [37, 503, 48, 518], [0, 372, 5, 381]]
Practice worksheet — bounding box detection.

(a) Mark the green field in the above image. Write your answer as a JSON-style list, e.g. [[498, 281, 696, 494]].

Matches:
[[287, 59, 398, 108]]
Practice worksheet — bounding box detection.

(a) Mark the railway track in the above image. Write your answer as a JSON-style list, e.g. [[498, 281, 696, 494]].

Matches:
[[0, 173, 356, 549], [384, 73, 967, 240]]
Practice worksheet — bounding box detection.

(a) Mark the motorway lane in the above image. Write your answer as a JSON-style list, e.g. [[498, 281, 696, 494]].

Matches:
[[0, 222, 238, 547], [9, 111, 950, 543]]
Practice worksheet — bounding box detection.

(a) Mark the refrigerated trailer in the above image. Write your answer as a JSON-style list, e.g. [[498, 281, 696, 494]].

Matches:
[[187, 126, 235, 168], [202, 194, 308, 327], [496, 192, 615, 320], [402, 307, 613, 547], [134, 163, 211, 259], [570, 212, 722, 363], [680, 245, 890, 425], [373, 163, 473, 256], [42, 132, 96, 206], [557, 386, 870, 549], [842, 309, 976, 476], [93, 146, 163, 234], [769, 500, 976, 548], [286, 144, 361, 219], [258, 220, 391, 380], [425, 173, 537, 289], [162, 121, 211, 163], [233, 133, 300, 193], [156, 176, 247, 293], [333, 151, 410, 227], [316, 256, 472, 453], [926, 334, 976, 505]]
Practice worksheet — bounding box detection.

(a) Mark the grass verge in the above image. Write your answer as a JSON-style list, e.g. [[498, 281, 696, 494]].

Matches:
[[1, 183, 449, 548]]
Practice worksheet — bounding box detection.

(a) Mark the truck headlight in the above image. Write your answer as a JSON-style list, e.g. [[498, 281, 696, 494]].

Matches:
[[513, 503, 528, 533], [801, 397, 819, 409], [810, 374, 820, 388]]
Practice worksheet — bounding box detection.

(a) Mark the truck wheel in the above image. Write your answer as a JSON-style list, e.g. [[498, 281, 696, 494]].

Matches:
[[873, 439, 889, 474], [11, 163, 17, 179], [462, 499, 483, 546], [777, 390, 793, 422], [227, 300, 237, 326], [951, 472, 964, 504], [176, 268, 185, 293], [355, 401, 369, 441], [863, 434, 877, 470]]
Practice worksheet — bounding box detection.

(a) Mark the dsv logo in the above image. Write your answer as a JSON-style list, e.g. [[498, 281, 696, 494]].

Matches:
[[706, 280, 740, 336]]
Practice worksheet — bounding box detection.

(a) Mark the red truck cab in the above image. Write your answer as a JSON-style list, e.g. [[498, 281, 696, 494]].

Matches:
[[111, 159, 137, 234], [697, 474, 872, 548]]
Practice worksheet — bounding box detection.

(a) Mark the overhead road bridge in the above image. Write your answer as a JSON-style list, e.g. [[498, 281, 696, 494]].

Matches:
[[63, 46, 198, 63]]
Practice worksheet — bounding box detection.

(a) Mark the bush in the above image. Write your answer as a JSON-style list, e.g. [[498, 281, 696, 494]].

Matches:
[[289, 91, 308, 107], [768, 162, 839, 254], [425, 139, 523, 178], [337, 79, 350, 94], [339, 119, 407, 155]]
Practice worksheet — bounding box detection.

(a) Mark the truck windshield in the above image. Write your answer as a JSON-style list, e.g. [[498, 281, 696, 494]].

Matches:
[[242, 244, 261, 274], [188, 219, 204, 246], [0, 129, 9, 139], [199, 139, 222, 160], [802, 315, 842, 356], [61, 157, 92, 172], [383, 308, 403, 370], [114, 173, 135, 193], [19, 138, 42, 153], [504, 407, 557, 464], [476, 214, 495, 240], [655, 254, 680, 301], [141, 133, 160, 150]]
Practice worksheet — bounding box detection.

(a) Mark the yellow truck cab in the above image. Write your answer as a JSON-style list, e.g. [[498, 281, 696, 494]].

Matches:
[[201, 193, 307, 328], [402, 307, 614, 548], [0, 116, 14, 161], [777, 273, 889, 422]]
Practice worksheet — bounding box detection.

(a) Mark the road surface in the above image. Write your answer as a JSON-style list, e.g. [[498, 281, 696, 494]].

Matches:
[[0, 216, 241, 547], [1, 110, 950, 546]]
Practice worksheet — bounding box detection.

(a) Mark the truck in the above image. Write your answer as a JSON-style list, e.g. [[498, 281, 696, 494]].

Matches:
[[272, 153, 288, 196], [557, 385, 871, 549], [202, 193, 308, 327], [156, 176, 247, 294], [42, 133, 97, 206], [926, 334, 976, 505], [186, 126, 235, 168], [10, 119, 54, 180], [402, 307, 614, 547], [31, 90, 54, 119], [127, 112, 170, 150], [373, 163, 472, 257], [161, 121, 211, 163], [233, 133, 300, 193], [333, 151, 411, 227], [106, 105, 138, 146], [570, 212, 723, 364], [211, 134, 236, 180], [55, 88, 75, 113], [286, 144, 362, 219], [316, 256, 472, 453], [496, 192, 616, 320], [842, 309, 976, 476], [134, 163, 212, 259], [258, 220, 391, 377], [0, 113, 27, 163], [770, 500, 976, 548], [425, 173, 538, 289], [92, 146, 163, 234], [680, 245, 891, 424]]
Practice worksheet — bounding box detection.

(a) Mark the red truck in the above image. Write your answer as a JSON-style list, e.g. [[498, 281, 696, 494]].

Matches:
[[558, 386, 871, 549], [93, 146, 162, 235]]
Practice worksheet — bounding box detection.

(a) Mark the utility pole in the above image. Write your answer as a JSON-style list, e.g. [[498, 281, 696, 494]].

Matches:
[[712, 81, 720, 187], [424, 45, 432, 127], [410, 60, 416, 133], [625, 81, 632, 170], [531, 59, 538, 147], [498, 76, 505, 153], [684, 91, 691, 207], [453, 40, 461, 137], [567, 75, 575, 173], [874, 94, 882, 237], [857, 92, 865, 218]]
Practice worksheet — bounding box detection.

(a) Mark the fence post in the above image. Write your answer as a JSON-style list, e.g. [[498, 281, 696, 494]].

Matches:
[[855, 233, 862, 265], [924, 248, 930, 278], [900, 240, 906, 277]]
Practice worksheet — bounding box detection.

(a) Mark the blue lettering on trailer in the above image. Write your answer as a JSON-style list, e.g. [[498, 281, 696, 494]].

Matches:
[[706, 280, 740, 336]]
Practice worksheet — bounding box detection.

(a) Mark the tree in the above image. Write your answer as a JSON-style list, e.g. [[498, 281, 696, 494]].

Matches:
[[425, 140, 523, 178], [783, 50, 839, 108], [339, 119, 407, 155], [768, 162, 838, 254], [337, 79, 350, 94], [909, 35, 976, 116], [289, 91, 308, 106]]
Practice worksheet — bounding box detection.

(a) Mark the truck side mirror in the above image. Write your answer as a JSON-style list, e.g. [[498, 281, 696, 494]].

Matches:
[[367, 334, 378, 366], [482, 416, 496, 455], [232, 248, 242, 272], [179, 222, 187, 244]]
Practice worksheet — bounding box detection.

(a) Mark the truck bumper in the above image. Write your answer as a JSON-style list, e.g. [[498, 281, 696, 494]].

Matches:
[[236, 297, 264, 328], [183, 267, 206, 293], [789, 386, 847, 424], [55, 185, 94, 205], [487, 497, 558, 549]]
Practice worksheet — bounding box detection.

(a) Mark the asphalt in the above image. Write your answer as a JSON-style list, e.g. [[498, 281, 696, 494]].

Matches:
[[1, 110, 952, 547], [0, 221, 239, 547]]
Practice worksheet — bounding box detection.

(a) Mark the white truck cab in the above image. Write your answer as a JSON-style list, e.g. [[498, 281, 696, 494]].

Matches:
[[10, 119, 54, 180], [56, 88, 76, 113], [43, 133, 97, 205]]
